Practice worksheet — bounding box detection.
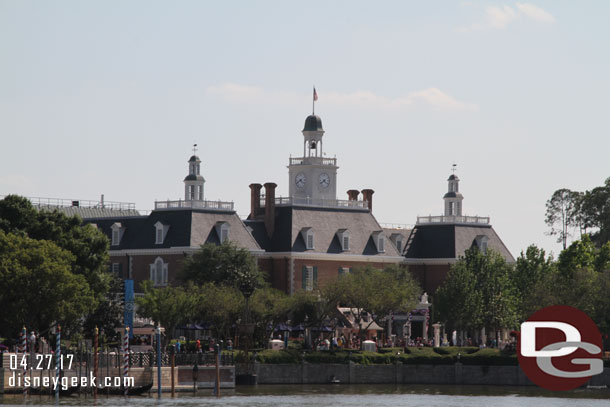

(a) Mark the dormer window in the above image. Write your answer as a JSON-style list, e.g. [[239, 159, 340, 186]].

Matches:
[[110, 222, 124, 246], [154, 221, 170, 245], [372, 231, 385, 253], [390, 233, 404, 253], [301, 227, 314, 250], [336, 229, 350, 251], [474, 235, 489, 253], [215, 221, 230, 244]]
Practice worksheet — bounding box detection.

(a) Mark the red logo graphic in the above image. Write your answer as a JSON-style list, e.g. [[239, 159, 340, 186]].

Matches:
[[517, 305, 603, 391]]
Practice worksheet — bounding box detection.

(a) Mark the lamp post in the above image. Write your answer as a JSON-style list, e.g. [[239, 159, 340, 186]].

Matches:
[[156, 326, 161, 398]]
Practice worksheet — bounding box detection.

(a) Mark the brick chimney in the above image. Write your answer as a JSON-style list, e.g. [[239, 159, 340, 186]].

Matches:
[[249, 183, 263, 219], [361, 189, 374, 212], [347, 189, 360, 201], [264, 182, 277, 238]]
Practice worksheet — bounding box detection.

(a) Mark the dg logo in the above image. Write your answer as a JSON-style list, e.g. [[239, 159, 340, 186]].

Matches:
[[518, 305, 604, 391]]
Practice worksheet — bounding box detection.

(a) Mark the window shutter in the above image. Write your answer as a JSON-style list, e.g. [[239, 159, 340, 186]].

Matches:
[[338, 267, 343, 276], [118, 263, 123, 279], [163, 264, 168, 285], [302, 266, 307, 290], [313, 266, 318, 289]]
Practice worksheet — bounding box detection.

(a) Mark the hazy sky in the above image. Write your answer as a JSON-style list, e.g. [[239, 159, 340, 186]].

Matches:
[[1, 1, 609, 258]]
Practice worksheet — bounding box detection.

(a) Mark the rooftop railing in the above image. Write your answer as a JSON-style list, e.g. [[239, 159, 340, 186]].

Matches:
[[289, 156, 337, 166], [259, 195, 368, 210], [154, 199, 234, 211], [416, 215, 490, 225], [379, 222, 413, 230], [0, 195, 136, 211]]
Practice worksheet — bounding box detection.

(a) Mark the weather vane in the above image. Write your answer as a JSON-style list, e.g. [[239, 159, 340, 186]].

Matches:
[[452, 163, 457, 174], [193, 143, 198, 154]]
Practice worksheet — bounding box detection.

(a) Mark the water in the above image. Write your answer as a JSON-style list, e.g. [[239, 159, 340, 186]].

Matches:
[[1, 385, 608, 406]]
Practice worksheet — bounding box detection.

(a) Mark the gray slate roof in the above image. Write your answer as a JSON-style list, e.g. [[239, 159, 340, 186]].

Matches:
[[43, 206, 141, 219], [85, 209, 261, 251], [246, 205, 402, 257], [404, 223, 514, 262]]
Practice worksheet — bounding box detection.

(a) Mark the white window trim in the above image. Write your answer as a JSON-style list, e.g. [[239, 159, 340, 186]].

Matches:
[[336, 229, 350, 251], [154, 221, 170, 245], [149, 257, 168, 287], [214, 221, 230, 244], [301, 227, 314, 250], [372, 231, 385, 253], [305, 266, 314, 291], [110, 223, 124, 246]]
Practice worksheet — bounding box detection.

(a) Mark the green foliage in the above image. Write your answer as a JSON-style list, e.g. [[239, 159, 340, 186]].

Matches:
[[513, 245, 555, 320], [194, 283, 243, 339], [136, 281, 198, 345], [252, 346, 516, 365], [255, 349, 301, 364], [437, 248, 518, 332], [545, 188, 581, 249], [557, 234, 596, 276], [0, 195, 113, 337], [0, 231, 95, 338], [546, 177, 610, 247], [180, 242, 264, 296], [323, 265, 421, 338]]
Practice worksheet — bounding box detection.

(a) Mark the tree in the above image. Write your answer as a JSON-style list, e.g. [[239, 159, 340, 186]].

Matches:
[[512, 245, 555, 320], [0, 195, 113, 336], [0, 231, 95, 339], [194, 283, 243, 340], [545, 188, 580, 250], [135, 281, 197, 347], [248, 287, 290, 343], [82, 274, 124, 345], [579, 178, 610, 245], [436, 251, 483, 332], [436, 248, 518, 337], [557, 234, 596, 277], [180, 242, 264, 295], [324, 265, 421, 340], [0, 195, 110, 296]]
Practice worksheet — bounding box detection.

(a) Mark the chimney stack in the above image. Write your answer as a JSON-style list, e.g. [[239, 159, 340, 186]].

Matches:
[[361, 189, 374, 212], [249, 183, 263, 219], [347, 189, 360, 201], [264, 182, 277, 238]]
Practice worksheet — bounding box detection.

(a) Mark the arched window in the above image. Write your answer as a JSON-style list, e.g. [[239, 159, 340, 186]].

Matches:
[[150, 257, 168, 286]]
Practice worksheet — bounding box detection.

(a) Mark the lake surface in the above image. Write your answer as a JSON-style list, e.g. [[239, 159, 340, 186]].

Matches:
[[1, 384, 608, 406]]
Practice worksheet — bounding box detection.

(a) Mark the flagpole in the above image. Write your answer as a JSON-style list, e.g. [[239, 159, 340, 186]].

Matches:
[[312, 86, 315, 115]]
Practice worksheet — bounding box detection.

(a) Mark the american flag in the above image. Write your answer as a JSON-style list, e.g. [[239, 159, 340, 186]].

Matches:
[[313, 87, 318, 101]]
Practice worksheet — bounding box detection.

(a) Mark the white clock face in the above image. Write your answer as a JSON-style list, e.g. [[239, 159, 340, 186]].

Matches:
[[295, 172, 306, 188], [319, 173, 330, 188]]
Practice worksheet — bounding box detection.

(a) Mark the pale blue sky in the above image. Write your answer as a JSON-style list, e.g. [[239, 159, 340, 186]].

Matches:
[[1, 1, 609, 257]]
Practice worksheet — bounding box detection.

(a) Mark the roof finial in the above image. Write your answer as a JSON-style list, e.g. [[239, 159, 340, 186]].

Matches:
[[312, 86, 318, 115], [452, 163, 457, 174], [192, 143, 198, 155]]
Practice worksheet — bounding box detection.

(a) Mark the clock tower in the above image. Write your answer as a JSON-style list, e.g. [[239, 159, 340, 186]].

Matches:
[[288, 114, 338, 203]]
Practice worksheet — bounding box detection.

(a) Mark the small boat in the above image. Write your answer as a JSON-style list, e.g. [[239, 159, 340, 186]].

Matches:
[[28, 385, 80, 396], [98, 382, 153, 396]]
